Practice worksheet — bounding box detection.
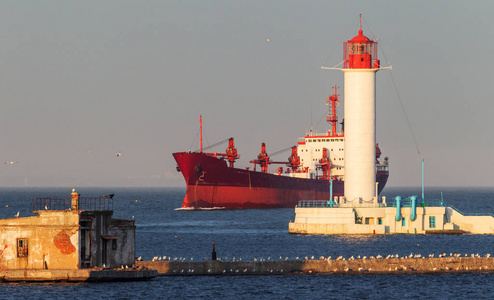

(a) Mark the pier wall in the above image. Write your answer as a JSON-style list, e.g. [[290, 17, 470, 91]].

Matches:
[[0, 268, 157, 282], [137, 257, 494, 276], [447, 208, 494, 234]]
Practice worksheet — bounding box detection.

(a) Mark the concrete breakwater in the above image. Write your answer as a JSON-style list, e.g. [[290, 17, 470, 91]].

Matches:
[[0, 267, 158, 282], [137, 256, 494, 276]]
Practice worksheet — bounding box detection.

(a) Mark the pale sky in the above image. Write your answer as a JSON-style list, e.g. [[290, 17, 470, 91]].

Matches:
[[0, 1, 493, 188]]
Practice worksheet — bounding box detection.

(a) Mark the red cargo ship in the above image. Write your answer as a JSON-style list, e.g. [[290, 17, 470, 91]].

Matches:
[[173, 87, 389, 209]]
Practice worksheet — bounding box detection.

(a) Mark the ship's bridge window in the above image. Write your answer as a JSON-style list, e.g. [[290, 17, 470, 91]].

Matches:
[[318, 139, 321, 142]]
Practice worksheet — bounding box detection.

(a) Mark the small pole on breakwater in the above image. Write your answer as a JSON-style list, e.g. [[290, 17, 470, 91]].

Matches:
[[212, 241, 217, 261]]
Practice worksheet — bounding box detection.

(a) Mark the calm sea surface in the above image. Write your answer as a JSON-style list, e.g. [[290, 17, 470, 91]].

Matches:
[[0, 186, 493, 299]]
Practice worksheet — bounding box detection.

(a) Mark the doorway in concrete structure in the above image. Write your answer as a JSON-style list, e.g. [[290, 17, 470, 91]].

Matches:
[[80, 220, 92, 268], [101, 236, 116, 267]]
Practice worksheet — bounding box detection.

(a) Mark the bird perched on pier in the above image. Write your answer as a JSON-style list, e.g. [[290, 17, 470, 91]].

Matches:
[[15, 212, 19, 218]]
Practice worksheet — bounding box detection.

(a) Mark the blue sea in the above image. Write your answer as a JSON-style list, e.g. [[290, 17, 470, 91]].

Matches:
[[0, 186, 493, 299]]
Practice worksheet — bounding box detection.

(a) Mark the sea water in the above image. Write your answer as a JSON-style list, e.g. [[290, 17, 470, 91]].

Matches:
[[0, 187, 493, 299]]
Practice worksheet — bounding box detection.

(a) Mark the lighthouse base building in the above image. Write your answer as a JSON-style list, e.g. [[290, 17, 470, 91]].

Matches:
[[289, 197, 494, 234]]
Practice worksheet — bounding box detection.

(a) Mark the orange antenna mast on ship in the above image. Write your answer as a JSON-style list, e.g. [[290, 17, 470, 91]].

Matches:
[[326, 86, 340, 137], [200, 115, 203, 153]]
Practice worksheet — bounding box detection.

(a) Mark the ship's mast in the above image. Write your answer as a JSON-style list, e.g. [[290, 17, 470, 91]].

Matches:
[[326, 86, 340, 137], [200, 115, 203, 153]]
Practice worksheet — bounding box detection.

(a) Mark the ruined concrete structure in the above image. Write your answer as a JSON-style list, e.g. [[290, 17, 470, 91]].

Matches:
[[0, 190, 135, 270]]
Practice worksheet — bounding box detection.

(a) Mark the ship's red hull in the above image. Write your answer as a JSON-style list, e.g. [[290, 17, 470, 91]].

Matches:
[[173, 152, 389, 209]]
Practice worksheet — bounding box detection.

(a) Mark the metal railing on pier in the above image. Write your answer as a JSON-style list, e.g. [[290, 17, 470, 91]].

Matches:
[[298, 200, 337, 208], [448, 205, 494, 217], [387, 197, 445, 208], [30, 196, 113, 212]]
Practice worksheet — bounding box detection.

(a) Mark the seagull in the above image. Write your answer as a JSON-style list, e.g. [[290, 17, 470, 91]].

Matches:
[[4, 161, 17, 165], [174, 234, 179, 239], [115, 152, 122, 157], [45, 205, 48, 210], [15, 212, 19, 218], [131, 216, 134, 219], [266, 38, 271, 42], [131, 199, 141, 203]]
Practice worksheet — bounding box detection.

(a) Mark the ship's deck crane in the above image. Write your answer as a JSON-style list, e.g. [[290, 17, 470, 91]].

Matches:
[[250, 143, 300, 173], [317, 148, 332, 180], [202, 137, 240, 168], [194, 116, 240, 168]]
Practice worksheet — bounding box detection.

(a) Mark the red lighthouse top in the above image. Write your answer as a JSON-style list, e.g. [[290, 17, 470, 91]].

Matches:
[[343, 15, 380, 69]]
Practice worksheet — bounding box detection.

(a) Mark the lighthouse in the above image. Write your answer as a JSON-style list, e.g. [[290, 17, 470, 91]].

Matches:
[[289, 18, 494, 235], [342, 18, 381, 203]]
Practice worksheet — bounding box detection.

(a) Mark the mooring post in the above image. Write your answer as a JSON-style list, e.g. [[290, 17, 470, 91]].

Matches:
[[212, 241, 217, 261]]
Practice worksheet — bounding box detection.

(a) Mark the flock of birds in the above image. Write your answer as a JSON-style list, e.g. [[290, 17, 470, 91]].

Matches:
[[3, 152, 122, 167], [146, 253, 491, 262]]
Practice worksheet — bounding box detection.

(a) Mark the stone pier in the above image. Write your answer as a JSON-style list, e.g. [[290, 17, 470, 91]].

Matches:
[[0, 267, 157, 282], [137, 256, 494, 276]]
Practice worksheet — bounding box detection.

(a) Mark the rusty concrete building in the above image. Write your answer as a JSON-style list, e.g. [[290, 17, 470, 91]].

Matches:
[[0, 190, 135, 270]]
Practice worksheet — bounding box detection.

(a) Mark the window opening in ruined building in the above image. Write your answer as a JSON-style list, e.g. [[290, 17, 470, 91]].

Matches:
[[429, 216, 436, 229], [17, 238, 28, 257], [112, 239, 117, 250], [401, 217, 405, 227]]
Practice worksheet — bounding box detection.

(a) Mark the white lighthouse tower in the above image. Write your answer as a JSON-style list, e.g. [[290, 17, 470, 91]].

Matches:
[[342, 18, 381, 203]]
